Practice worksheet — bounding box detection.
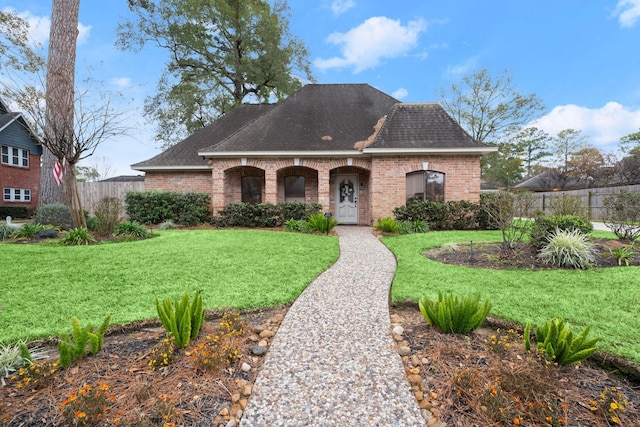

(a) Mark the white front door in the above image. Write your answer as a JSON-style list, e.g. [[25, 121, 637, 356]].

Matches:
[[335, 175, 358, 224]]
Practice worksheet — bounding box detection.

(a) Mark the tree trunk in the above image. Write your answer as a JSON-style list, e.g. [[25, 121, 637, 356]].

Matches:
[[44, 0, 80, 223], [39, 148, 64, 205], [64, 163, 86, 228]]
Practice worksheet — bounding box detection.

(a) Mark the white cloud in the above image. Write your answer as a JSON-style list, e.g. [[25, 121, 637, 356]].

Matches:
[[391, 87, 408, 100], [109, 77, 132, 89], [533, 102, 640, 149], [314, 16, 427, 73], [613, 0, 640, 28], [4, 8, 92, 47], [444, 56, 479, 79], [331, 0, 355, 15]]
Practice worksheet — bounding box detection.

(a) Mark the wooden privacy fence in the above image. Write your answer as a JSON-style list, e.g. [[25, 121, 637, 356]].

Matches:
[[77, 181, 144, 215], [530, 184, 640, 220]]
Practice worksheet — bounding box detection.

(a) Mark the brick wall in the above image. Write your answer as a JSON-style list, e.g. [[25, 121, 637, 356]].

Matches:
[[0, 152, 41, 209], [370, 155, 481, 221], [153, 154, 481, 225]]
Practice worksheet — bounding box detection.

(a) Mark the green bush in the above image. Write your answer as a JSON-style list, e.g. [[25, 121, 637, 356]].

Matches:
[[548, 194, 589, 218], [419, 292, 491, 334], [283, 218, 307, 232], [602, 190, 640, 241], [393, 199, 478, 230], [113, 221, 150, 239], [62, 228, 96, 246], [537, 228, 595, 269], [156, 290, 204, 348], [57, 316, 110, 368], [0, 206, 30, 219], [529, 215, 593, 248], [277, 201, 322, 222], [12, 223, 56, 239], [125, 190, 211, 225], [0, 223, 18, 240], [34, 203, 73, 229], [84, 214, 99, 232], [374, 217, 400, 233], [477, 193, 500, 230], [213, 201, 321, 228], [524, 318, 599, 366], [306, 213, 338, 234], [93, 197, 122, 235]]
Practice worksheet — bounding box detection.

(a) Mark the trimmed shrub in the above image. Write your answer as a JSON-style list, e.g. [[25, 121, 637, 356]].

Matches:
[[393, 199, 478, 230], [530, 215, 593, 248], [0, 206, 30, 219], [34, 203, 73, 229], [277, 201, 322, 222], [213, 202, 320, 228], [537, 228, 595, 269], [419, 292, 491, 334], [93, 197, 122, 236], [125, 190, 211, 225]]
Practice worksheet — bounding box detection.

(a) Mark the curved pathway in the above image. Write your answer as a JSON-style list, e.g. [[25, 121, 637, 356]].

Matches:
[[240, 226, 425, 426]]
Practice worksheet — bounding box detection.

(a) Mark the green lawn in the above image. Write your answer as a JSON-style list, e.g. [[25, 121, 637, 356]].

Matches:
[[382, 230, 640, 365], [0, 230, 339, 344]]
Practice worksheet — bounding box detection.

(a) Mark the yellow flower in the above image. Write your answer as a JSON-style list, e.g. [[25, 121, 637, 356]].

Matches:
[[75, 411, 86, 419], [610, 402, 619, 410]]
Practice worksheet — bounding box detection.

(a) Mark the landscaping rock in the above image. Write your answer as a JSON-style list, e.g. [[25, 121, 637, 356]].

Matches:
[[251, 346, 267, 356], [34, 229, 57, 240]]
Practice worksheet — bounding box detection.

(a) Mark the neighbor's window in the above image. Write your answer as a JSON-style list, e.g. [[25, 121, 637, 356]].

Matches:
[[1, 146, 29, 167], [3, 188, 31, 202], [241, 176, 262, 203], [406, 170, 445, 203], [284, 175, 305, 202]]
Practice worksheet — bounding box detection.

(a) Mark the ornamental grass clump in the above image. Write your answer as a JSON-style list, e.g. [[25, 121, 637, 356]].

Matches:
[[537, 228, 595, 269], [524, 318, 599, 366], [0, 342, 41, 386], [419, 292, 491, 334], [113, 221, 150, 238], [58, 316, 111, 368], [156, 290, 204, 348], [374, 216, 400, 233], [62, 227, 96, 246]]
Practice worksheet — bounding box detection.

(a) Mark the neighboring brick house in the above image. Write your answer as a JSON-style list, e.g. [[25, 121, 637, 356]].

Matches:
[[133, 84, 496, 225], [0, 98, 42, 211]]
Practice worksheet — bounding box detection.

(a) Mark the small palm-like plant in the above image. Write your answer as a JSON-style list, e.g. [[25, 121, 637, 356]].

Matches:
[[524, 318, 599, 366], [62, 227, 96, 246], [537, 228, 595, 269], [606, 246, 635, 266], [374, 217, 400, 233], [306, 213, 338, 235], [419, 292, 491, 334]]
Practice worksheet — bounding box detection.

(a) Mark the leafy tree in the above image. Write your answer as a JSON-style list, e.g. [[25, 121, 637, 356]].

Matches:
[[620, 128, 640, 153], [439, 68, 545, 144], [616, 147, 640, 185], [566, 147, 605, 188], [0, 10, 45, 74], [117, 0, 314, 148], [512, 127, 551, 178], [549, 128, 587, 173], [481, 143, 524, 187]]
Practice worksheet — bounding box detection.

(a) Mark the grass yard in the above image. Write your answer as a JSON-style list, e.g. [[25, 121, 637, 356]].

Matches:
[[382, 230, 640, 365], [0, 229, 339, 344]]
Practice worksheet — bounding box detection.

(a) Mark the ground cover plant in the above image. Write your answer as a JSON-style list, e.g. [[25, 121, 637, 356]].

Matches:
[[0, 229, 339, 344], [382, 230, 640, 365]]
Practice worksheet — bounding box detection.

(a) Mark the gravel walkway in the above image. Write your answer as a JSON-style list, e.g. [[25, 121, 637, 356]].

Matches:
[[240, 226, 426, 426]]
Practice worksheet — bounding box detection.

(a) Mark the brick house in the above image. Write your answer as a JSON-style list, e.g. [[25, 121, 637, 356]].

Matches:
[[0, 98, 42, 211], [132, 84, 496, 225]]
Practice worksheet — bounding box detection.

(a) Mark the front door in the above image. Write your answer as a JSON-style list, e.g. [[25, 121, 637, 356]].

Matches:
[[335, 175, 358, 224]]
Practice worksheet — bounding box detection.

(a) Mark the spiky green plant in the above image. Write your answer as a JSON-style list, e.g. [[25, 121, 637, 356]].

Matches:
[[57, 316, 111, 368], [0, 223, 17, 240], [0, 342, 44, 385], [62, 227, 96, 246], [524, 318, 599, 366], [606, 246, 635, 266], [12, 223, 55, 239], [156, 290, 204, 348], [306, 213, 338, 235], [113, 221, 150, 238], [419, 292, 491, 334], [537, 228, 595, 269], [374, 217, 400, 233]]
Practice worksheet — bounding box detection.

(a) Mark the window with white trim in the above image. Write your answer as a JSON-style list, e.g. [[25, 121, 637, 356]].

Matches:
[[3, 188, 31, 202], [1, 145, 29, 167], [406, 170, 445, 203]]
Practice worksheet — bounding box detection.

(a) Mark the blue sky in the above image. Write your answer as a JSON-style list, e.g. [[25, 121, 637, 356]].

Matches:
[[2, 0, 640, 176]]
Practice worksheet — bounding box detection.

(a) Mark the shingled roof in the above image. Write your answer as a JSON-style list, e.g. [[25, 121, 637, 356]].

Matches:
[[132, 84, 495, 171], [365, 103, 488, 152], [199, 84, 398, 155], [131, 103, 275, 170]]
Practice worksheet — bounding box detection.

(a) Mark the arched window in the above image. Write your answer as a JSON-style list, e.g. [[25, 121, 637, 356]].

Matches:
[[242, 176, 262, 203], [284, 175, 305, 202], [406, 170, 445, 202]]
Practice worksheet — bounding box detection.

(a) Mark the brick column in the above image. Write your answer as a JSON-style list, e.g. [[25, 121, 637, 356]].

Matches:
[[211, 165, 225, 213], [317, 166, 330, 213], [264, 164, 277, 205]]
